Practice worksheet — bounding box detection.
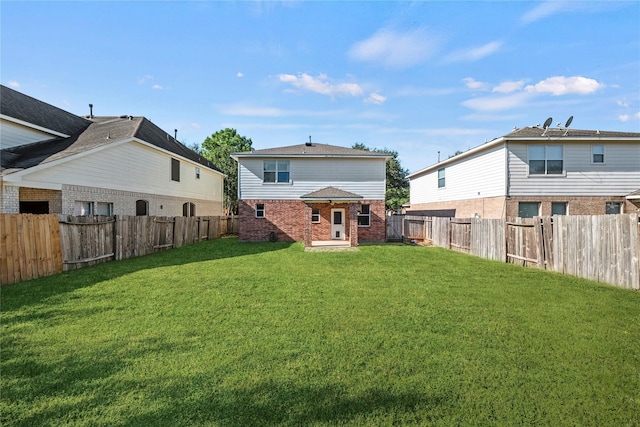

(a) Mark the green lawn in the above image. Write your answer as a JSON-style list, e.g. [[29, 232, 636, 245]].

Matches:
[[2, 237, 639, 426]]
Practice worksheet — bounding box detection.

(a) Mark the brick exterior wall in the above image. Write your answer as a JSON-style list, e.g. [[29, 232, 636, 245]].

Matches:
[[61, 184, 222, 216], [410, 195, 639, 218], [239, 199, 387, 244], [0, 184, 20, 213], [19, 188, 62, 213], [505, 196, 639, 217], [409, 197, 507, 219]]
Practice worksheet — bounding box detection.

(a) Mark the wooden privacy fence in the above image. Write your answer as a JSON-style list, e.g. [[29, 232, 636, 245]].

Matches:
[[1, 214, 63, 285], [1, 214, 238, 285], [401, 214, 639, 290]]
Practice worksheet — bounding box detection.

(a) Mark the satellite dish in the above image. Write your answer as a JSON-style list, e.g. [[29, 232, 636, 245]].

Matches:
[[565, 116, 573, 128], [543, 117, 553, 129]]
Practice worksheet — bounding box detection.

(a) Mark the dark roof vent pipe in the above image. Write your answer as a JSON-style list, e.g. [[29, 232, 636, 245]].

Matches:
[[89, 104, 93, 118], [306, 135, 312, 147], [174, 129, 178, 140]]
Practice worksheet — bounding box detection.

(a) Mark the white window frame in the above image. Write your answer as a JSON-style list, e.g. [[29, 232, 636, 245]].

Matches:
[[74, 201, 94, 216], [605, 202, 622, 215], [96, 202, 113, 216], [528, 145, 564, 176], [518, 202, 540, 218], [357, 204, 371, 227], [591, 145, 605, 164], [437, 168, 445, 188], [263, 160, 290, 183], [311, 208, 320, 223], [256, 203, 265, 218], [551, 202, 568, 216], [195, 167, 201, 179]]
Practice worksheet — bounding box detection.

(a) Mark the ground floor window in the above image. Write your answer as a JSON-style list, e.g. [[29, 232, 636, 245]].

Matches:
[[255, 203, 265, 218], [96, 202, 113, 216], [518, 202, 540, 218], [551, 202, 567, 216], [19, 201, 49, 214], [358, 204, 371, 226], [136, 199, 149, 216], [74, 201, 93, 216], [605, 202, 622, 214], [183, 202, 196, 217], [311, 208, 320, 223]]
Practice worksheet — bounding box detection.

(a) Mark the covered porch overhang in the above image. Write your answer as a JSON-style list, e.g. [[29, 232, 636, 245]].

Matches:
[[301, 186, 364, 248]]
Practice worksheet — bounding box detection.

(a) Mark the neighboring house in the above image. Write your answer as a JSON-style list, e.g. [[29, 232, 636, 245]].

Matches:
[[1, 85, 224, 216], [408, 126, 640, 218], [231, 142, 390, 247]]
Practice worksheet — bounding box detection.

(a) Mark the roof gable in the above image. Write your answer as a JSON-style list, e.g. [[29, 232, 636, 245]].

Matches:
[[0, 85, 90, 137], [232, 143, 391, 159], [1, 87, 220, 174]]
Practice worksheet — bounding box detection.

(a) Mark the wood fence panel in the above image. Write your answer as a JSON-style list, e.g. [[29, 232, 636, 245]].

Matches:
[[548, 214, 639, 290], [470, 218, 505, 262], [507, 219, 539, 267], [0, 214, 63, 286], [208, 216, 220, 240], [450, 219, 471, 253], [386, 215, 403, 241], [59, 215, 115, 270], [432, 217, 451, 248]]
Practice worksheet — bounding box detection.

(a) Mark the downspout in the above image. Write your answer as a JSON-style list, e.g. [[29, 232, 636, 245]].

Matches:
[[504, 140, 510, 218]]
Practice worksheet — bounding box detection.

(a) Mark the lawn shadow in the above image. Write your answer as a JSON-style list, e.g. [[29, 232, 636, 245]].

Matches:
[[0, 237, 295, 314]]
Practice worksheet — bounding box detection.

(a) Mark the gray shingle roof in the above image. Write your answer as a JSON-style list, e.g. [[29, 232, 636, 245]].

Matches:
[[301, 186, 363, 200], [232, 143, 391, 158], [1, 85, 91, 137], [1, 86, 219, 174], [505, 127, 640, 138]]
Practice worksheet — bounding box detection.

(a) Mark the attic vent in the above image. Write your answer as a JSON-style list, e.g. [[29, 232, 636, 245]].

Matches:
[[306, 135, 312, 147]]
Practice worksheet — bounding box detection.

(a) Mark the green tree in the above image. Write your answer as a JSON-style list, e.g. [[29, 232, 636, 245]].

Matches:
[[352, 143, 409, 211], [201, 128, 253, 215]]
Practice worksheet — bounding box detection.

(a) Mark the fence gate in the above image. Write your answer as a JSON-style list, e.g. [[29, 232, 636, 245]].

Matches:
[[386, 215, 403, 241]]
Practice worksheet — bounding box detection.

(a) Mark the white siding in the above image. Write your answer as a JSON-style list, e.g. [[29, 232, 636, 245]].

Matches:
[[508, 141, 640, 196], [0, 119, 56, 149], [410, 145, 507, 204], [238, 157, 386, 200], [17, 141, 223, 201]]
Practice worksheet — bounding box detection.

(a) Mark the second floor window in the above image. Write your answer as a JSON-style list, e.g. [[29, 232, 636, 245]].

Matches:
[[263, 160, 290, 183], [171, 158, 180, 182], [437, 168, 445, 188], [529, 145, 563, 175], [592, 145, 604, 163]]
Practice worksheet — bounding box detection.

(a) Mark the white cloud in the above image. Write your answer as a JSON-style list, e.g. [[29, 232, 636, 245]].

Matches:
[[461, 92, 532, 112], [152, 84, 163, 90], [617, 100, 630, 108], [8, 81, 20, 88], [278, 73, 364, 97], [237, 72, 244, 78], [137, 75, 154, 85], [190, 123, 201, 129], [463, 78, 489, 91], [521, 1, 572, 23], [364, 92, 387, 105], [444, 41, 503, 63], [525, 76, 604, 96], [220, 103, 346, 118], [348, 27, 440, 68], [619, 112, 640, 122], [493, 80, 526, 94]]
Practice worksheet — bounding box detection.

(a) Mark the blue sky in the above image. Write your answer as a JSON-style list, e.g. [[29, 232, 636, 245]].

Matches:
[[2, 1, 639, 173]]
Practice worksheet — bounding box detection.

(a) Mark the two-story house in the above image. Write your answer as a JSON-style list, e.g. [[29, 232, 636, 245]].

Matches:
[[1, 85, 224, 216], [231, 142, 390, 247], [408, 126, 640, 218]]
